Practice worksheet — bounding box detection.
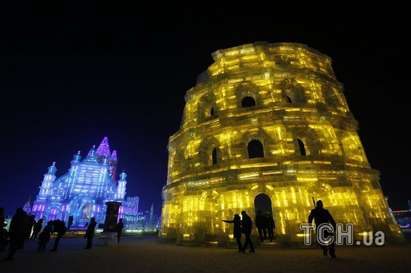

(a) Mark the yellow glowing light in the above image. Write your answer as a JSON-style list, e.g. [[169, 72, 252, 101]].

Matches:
[[161, 42, 401, 244]]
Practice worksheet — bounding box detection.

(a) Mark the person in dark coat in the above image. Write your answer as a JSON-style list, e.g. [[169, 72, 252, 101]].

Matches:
[[116, 219, 124, 244], [255, 210, 267, 242], [241, 211, 255, 253], [308, 200, 336, 258], [38, 221, 53, 252], [25, 215, 36, 240], [31, 219, 43, 240], [50, 220, 67, 251], [0, 208, 7, 252], [223, 214, 243, 252], [84, 217, 97, 249], [67, 216, 73, 231], [4, 208, 27, 260], [266, 213, 275, 242]]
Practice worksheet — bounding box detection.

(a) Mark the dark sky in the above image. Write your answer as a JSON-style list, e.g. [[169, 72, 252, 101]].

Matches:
[[0, 7, 410, 215]]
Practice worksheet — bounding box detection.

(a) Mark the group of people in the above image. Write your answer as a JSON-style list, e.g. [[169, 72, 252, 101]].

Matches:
[[223, 211, 255, 253], [0, 208, 125, 261], [223, 200, 337, 258], [255, 210, 275, 242], [2, 200, 337, 260]]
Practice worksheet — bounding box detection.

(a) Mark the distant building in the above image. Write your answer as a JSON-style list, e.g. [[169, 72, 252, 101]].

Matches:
[[30, 137, 139, 229], [120, 196, 140, 229], [392, 200, 411, 229]]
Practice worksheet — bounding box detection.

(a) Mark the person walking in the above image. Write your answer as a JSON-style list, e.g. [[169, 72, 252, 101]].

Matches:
[[223, 214, 243, 252], [50, 220, 67, 251], [31, 219, 43, 240], [0, 208, 7, 252], [4, 208, 27, 261], [308, 200, 337, 258], [255, 210, 266, 242], [116, 219, 124, 244], [84, 217, 97, 249], [38, 221, 53, 252], [241, 211, 255, 253], [266, 213, 275, 242]]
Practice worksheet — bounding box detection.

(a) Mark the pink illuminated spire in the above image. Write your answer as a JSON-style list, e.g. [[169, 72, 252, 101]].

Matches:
[[96, 137, 111, 158], [110, 150, 118, 161]]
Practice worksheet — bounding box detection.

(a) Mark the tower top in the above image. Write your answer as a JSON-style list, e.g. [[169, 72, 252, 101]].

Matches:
[[119, 171, 127, 180], [72, 150, 81, 163], [96, 137, 111, 158], [110, 150, 118, 161], [47, 161, 57, 175], [87, 145, 96, 159]]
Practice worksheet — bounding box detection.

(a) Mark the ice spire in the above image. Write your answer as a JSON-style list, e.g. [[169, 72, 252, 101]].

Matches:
[[87, 145, 96, 158], [48, 161, 57, 175], [72, 151, 81, 163], [110, 150, 118, 161], [96, 137, 111, 158]]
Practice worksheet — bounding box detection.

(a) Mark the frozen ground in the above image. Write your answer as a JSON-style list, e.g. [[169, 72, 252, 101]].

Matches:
[[1, 236, 410, 273]]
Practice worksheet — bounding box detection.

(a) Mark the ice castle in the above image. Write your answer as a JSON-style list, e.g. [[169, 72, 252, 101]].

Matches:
[[30, 137, 139, 229]]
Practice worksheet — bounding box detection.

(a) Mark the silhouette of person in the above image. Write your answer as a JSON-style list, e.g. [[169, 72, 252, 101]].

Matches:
[[266, 212, 275, 242], [223, 214, 243, 252], [0, 208, 7, 252], [241, 211, 255, 253], [51, 220, 67, 251], [255, 210, 267, 242], [84, 217, 97, 249], [67, 216, 73, 231], [31, 219, 43, 240], [38, 221, 53, 252], [116, 219, 124, 244], [308, 200, 336, 258], [4, 208, 27, 261], [26, 215, 36, 240]]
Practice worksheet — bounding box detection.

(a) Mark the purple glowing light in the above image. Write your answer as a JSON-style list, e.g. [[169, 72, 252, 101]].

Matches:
[[96, 137, 111, 158]]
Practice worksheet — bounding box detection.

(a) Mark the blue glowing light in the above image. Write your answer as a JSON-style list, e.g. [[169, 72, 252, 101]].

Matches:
[[31, 137, 139, 229]]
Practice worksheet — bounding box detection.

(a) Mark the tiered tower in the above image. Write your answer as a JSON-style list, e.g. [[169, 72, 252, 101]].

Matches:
[[161, 42, 401, 244]]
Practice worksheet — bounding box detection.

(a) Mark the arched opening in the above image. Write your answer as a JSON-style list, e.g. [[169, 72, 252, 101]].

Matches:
[[254, 193, 274, 241], [210, 107, 216, 118], [297, 138, 306, 156], [241, 96, 256, 108], [247, 139, 264, 158], [212, 147, 219, 165], [254, 193, 273, 216]]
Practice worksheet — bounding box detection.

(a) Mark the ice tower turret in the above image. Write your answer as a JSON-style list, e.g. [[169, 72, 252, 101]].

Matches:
[[116, 171, 127, 200], [39, 162, 57, 198]]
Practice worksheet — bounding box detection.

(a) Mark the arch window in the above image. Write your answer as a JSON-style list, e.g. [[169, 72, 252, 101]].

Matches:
[[297, 138, 306, 156], [247, 139, 264, 159], [241, 96, 256, 108]]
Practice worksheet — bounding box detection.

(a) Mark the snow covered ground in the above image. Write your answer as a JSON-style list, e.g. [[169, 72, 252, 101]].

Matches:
[[1, 236, 410, 273]]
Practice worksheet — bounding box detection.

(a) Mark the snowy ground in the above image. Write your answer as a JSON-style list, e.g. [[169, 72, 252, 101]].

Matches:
[[1, 236, 410, 273]]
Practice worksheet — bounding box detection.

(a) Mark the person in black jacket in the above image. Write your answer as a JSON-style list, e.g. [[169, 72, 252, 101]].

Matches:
[[266, 213, 275, 242], [116, 219, 124, 244], [255, 210, 267, 242], [38, 221, 53, 252], [31, 219, 43, 240], [308, 200, 336, 258], [4, 208, 27, 261], [50, 220, 67, 252], [241, 211, 255, 253], [223, 214, 243, 252], [84, 217, 97, 249], [0, 208, 7, 252]]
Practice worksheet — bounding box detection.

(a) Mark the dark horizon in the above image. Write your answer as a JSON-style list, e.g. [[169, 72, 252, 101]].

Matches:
[[1, 9, 410, 216]]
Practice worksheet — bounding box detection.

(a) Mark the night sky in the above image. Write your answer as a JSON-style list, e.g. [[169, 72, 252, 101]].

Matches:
[[1, 7, 410, 216]]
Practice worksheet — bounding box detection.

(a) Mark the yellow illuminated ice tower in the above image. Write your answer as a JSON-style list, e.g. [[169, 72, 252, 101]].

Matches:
[[161, 42, 401, 244]]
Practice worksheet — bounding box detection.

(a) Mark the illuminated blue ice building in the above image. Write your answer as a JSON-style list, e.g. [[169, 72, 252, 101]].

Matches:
[[31, 137, 139, 228]]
